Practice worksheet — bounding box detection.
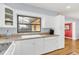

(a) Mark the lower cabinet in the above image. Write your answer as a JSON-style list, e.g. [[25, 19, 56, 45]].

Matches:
[[13, 40, 35, 55], [44, 37, 58, 53], [13, 36, 62, 55], [57, 36, 64, 49], [34, 38, 44, 54]]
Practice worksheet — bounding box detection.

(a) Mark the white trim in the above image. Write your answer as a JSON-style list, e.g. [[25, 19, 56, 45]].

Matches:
[[10, 41, 16, 55]]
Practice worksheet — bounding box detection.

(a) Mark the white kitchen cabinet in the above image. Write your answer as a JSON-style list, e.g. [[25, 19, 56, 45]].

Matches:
[[13, 38, 45, 55], [34, 38, 44, 54], [44, 37, 58, 53], [0, 4, 15, 27], [13, 36, 64, 55], [13, 39, 35, 55], [57, 36, 65, 49]]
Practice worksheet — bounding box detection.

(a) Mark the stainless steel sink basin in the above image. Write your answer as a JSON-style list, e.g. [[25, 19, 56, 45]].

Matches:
[[0, 42, 11, 55]]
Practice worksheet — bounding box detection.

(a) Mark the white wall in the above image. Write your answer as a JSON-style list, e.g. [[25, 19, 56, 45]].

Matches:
[[72, 20, 79, 40], [75, 20, 79, 39], [72, 22, 76, 40], [65, 11, 79, 19]]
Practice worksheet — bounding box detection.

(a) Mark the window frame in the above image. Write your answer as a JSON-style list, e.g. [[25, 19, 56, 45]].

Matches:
[[17, 15, 41, 33]]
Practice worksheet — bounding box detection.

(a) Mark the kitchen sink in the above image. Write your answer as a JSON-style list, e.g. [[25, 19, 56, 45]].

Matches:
[[0, 42, 11, 55]]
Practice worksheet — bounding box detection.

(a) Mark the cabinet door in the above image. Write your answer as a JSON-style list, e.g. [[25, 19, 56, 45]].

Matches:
[[44, 37, 58, 53], [13, 40, 35, 55], [57, 36, 64, 49], [34, 38, 44, 54]]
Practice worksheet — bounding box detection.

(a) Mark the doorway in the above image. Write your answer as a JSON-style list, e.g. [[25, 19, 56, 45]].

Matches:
[[65, 23, 72, 39]]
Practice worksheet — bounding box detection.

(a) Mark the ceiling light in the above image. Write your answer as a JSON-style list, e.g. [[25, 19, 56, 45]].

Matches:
[[66, 6, 71, 9]]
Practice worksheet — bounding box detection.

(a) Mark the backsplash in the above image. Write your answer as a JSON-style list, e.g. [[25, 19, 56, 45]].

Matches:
[[0, 27, 54, 35], [0, 27, 17, 35], [41, 28, 50, 33]]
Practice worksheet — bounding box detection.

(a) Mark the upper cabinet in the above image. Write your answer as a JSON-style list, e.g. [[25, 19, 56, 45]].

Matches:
[[5, 8, 13, 25]]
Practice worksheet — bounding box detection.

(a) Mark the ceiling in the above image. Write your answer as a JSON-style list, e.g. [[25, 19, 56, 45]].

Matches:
[[28, 3, 79, 14], [5, 3, 79, 19], [5, 3, 58, 16], [27, 3, 79, 19]]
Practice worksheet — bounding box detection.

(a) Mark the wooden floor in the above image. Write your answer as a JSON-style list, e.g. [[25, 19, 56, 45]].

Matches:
[[46, 38, 79, 55]]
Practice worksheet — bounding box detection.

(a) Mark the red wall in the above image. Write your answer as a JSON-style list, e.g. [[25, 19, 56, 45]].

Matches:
[[65, 23, 72, 38]]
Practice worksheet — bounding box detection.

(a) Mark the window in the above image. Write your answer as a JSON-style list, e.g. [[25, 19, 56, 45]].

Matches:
[[17, 15, 41, 33]]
